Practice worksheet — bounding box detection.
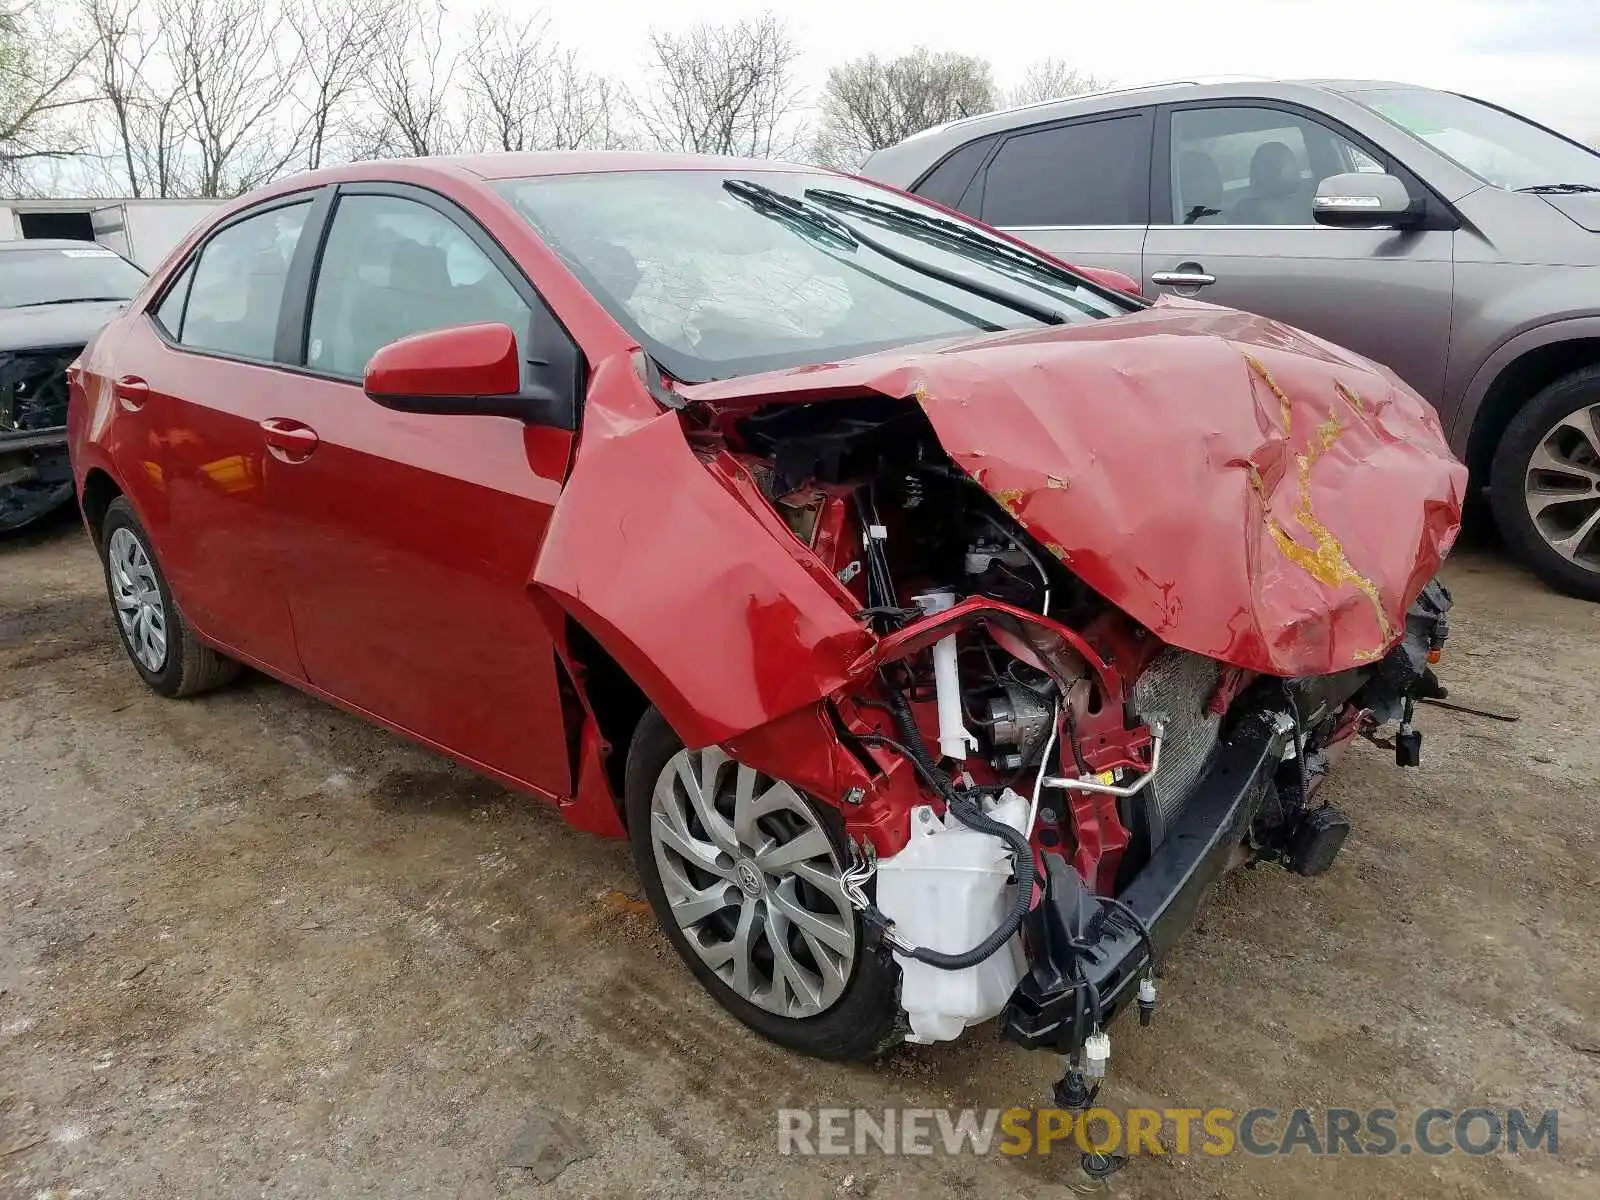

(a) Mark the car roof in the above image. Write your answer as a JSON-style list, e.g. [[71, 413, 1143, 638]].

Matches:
[[859, 76, 1430, 183], [905, 77, 1418, 143], [431, 150, 821, 181]]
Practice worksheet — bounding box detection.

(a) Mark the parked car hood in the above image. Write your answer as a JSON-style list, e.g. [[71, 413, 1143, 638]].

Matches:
[[1539, 192, 1600, 234], [0, 299, 129, 354], [678, 298, 1467, 678]]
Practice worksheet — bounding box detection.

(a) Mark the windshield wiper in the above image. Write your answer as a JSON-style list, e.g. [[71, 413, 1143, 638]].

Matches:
[[723, 178, 859, 248], [14, 296, 131, 307], [804, 188, 1083, 282], [1516, 182, 1600, 194], [723, 178, 1065, 327]]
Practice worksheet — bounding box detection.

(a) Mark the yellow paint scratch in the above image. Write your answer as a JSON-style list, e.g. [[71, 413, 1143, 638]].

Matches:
[[994, 488, 1025, 511], [1244, 353, 1294, 437], [1244, 356, 1392, 656], [1335, 380, 1366, 418]]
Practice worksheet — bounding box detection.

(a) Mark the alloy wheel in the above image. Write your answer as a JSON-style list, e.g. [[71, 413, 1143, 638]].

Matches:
[[108, 526, 168, 672], [648, 747, 857, 1018], [1523, 403, 1600, 570]]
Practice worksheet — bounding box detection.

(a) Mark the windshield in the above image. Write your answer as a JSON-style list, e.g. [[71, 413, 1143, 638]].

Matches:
[[0, 244, 146, 309], [1354, 88, 1600, 191], [495, 169, 1132, 382]]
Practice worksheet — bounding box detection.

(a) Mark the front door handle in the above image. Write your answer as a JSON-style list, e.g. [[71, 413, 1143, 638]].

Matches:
[[114, 375, 150, 411], [260, 417, 319, 463], [1151, 269, 1218, 288]]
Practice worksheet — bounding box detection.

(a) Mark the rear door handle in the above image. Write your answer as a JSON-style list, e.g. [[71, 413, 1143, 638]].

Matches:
[[260, 417, 320, 463], [1152, 270, 1209, 289], [114, 375, 150, 411]]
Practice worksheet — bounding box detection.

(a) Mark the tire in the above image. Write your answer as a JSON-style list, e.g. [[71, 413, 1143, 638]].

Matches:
[[624, 707, 904, 1061], [1490, 365, 1600, 601], [98, 497, 242, 697]]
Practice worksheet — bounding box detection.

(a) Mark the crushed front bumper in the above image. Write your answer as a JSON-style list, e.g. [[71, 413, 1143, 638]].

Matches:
[[1000, 707, 1295, 1054]]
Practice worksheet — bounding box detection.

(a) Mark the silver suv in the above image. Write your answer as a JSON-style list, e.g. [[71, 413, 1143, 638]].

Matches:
[[863, 79, 1600, 599]]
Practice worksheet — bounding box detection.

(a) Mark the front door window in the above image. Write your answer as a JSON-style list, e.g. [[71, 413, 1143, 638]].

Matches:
[[1170, 107, 1388, 226]]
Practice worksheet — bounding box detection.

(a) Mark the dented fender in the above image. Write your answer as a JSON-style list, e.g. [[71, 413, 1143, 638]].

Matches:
[[530, 353, 874, 752]]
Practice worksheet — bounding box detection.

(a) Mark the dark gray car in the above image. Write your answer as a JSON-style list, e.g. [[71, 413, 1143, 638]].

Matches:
[[863, 79, 1600, 599], [1, 240, 146, 533]]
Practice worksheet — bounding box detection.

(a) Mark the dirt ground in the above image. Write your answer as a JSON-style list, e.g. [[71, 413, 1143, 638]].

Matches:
[[1, 512, 1597, 1200]]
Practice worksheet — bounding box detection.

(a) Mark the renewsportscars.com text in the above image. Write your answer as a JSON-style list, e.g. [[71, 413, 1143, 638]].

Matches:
[[776, 1106, 1559, 1158]]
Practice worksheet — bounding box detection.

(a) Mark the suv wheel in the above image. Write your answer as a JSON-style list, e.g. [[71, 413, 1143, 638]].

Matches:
[[1491, 366, 1600, 601], [624, 707, 904, 1061]]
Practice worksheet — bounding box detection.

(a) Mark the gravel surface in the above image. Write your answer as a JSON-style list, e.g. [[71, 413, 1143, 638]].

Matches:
[[1, 514, 1596, 1199]]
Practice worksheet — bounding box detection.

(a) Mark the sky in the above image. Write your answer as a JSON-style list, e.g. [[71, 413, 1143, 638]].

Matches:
[[544, 0, 1600, 141]]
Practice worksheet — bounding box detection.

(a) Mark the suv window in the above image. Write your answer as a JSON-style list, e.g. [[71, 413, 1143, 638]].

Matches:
[[979, 116, 1149, 227], [306, 193, 532, 378], [179, 202, 310, 358], [914, 136, 996, 214], [1171, 106, 1385, 226]]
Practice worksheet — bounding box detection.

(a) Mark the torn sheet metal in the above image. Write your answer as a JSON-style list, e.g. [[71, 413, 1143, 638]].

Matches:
[[680, 298, 1467, 678], [531, 354, 874, 750]]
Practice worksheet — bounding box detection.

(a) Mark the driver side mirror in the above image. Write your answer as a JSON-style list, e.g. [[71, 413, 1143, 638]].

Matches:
[[363, 322, 572, 425], [1312, 173, 1424, 228]]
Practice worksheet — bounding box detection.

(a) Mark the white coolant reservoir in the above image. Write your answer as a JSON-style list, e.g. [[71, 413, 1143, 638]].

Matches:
[[875, 790, 1029, 1044]]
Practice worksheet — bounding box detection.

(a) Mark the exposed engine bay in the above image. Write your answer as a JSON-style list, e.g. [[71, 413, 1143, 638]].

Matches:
[[686, 392, 1453, 1058]]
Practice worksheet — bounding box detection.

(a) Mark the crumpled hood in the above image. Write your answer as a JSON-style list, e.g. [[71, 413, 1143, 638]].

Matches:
[[679, 298, 1468, 677], [0, 299, 127, 354]]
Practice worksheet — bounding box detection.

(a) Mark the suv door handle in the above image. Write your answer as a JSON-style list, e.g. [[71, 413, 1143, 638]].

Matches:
[[1151, 270, 1217, 288], [260, 417, 319, 463], [114, 375, 150, 411]]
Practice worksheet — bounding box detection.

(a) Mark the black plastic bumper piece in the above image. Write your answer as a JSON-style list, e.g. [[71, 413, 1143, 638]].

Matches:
[[1001, 708, 1293, 1054], [0, 425, 68, 452]]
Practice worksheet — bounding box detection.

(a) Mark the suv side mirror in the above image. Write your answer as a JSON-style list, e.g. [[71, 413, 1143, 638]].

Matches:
[[1312, 173, 1423, 228], [364, 322, 571, 425]]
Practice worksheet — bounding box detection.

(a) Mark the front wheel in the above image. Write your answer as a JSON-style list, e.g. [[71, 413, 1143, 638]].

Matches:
[[1490, 366, 1600, 601], [624, 707, 904, 1061]]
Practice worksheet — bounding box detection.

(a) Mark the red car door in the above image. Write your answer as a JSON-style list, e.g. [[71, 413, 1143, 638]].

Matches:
[[256, 185, 575, 798], [109, 195, 319, 678]]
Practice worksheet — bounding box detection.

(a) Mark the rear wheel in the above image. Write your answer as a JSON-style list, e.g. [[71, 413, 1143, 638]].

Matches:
[[99, 497, 241, 697], [624, 707, 903, 1060], [1491, 366, 1600, 601]]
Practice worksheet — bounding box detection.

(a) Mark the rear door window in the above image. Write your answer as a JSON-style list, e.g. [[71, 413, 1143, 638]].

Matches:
[[979, 115, 1151, 226], [178, 203, 310, 360], [304, 193, 533, 378], [153, 260, 196, 338]]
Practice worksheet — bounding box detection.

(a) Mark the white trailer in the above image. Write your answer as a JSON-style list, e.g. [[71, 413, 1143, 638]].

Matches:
[[90, 201, 217, 269], [0, 198, 217, 268]]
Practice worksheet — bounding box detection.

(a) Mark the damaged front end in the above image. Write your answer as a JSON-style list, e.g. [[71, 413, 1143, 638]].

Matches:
[[536, 303, 1465, 1069], [1, 347, 78, 533]]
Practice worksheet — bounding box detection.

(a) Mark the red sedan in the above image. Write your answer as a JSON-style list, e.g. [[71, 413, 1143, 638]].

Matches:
[[68, 153, 1464, 1072]]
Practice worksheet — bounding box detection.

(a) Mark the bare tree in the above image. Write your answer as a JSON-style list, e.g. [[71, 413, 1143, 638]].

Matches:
[[461, 10, 625, 154], [158, 0, 307, 197], [1005, 58, 1111, 108], [810, 48, 995, 170], [286, 0, 393, 171], [632, 14, 804, 158], [357, 0, 458, 158], [81, 0, 186, 196], [542, 49, 627, 151], [1, 1, 96, 187]]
